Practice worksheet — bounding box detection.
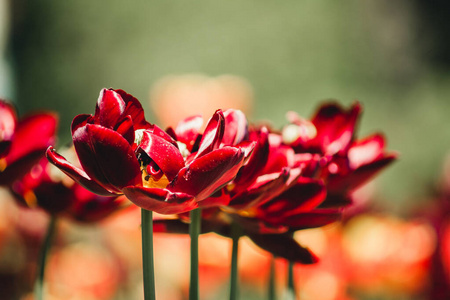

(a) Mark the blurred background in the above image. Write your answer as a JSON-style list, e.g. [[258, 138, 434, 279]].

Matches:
[[0, 0, 449, 299]]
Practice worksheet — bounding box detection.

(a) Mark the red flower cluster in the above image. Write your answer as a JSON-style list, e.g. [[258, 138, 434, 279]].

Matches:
[[47, 89, 249, 214], [155, 101, 397, 263], [43, 89, 395, 262]]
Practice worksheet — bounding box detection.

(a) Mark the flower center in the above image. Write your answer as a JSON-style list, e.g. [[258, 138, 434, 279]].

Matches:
[[138, 153, 169, 189]]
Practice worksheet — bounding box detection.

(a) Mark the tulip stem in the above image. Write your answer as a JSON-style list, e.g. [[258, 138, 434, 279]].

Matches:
[[34, 215, 57, 300], [141, 209, 156, 300], [229, 222, 241, 300], [189, 208, 201, 300], [287, 261, 296, 300], [268, 256, 276, 300]]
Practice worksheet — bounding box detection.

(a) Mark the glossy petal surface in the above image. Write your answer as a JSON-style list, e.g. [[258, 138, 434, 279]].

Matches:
[[73, 124, 141, 192], [234, 127, 270, 188], [258, 178, 326, 218], [115, 89, 149, 129], [123, 186, 197, 214], [194, 110, 224, 159], [175, 115, 203, 151], [170, 147, 245, 201], [229, 169, 290, 209], [138, 131, 184, 181], [46, 147, 116, 196], [222, 109, 248, 146], [94, 89, 126, 129]]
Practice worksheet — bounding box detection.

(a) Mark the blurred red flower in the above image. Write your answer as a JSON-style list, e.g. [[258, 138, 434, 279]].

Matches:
[[11, 154, 126, 222], [0, 99, 58, 186], [283, 102, 397, 205]]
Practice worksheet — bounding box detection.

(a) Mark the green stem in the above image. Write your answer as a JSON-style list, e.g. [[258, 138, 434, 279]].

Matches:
[[141, 209, 156, 300], [287, 261, 296, 300], [34, 215, 57, 300], [268, 256, 276, 300], [229, 222, 241, 300], [189, 208, 201, 300]]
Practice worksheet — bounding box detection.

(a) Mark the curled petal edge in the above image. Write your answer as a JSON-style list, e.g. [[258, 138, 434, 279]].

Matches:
[[46, 146, 116, 196], [122, 186, 198, 215]]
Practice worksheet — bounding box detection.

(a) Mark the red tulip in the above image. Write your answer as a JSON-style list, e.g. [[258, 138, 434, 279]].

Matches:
[[47, 89, 248, 214], [285, 102, 361, 155], [154, 101, 397, 264], [283, 102, 397, 207], [0, 100, 58, 186], [11, 155, 125, 222]]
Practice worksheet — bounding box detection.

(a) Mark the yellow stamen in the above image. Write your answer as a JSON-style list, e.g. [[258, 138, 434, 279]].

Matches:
[[141, 166, 170, 189]]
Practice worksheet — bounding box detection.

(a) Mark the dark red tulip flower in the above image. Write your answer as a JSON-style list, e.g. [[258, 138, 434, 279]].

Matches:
[[155, 101, 397, 264], [282, 102, 397, 206], [47, 89, 248, 214], [11, 154, 126, 222], [0, 99, 58, 186], [283, 102, 361, 156]]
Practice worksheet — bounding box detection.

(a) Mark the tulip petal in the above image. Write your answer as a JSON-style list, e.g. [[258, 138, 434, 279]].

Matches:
[[0, 149, 46, 186], [115, 89, 150, 129], [94, 89, 126, 129], [114, 115, 135, 145], [175, 115, 203, 151], [46, 147, 116, 196], [197, 189, 231, 208], [262, 144, 296, 174], [319, 193, 352, 209], [229, 169, 290, 209], [248, 233, 318, 264], [234, 127, 270, 188], [170, 147, 245, 201], [138, 131, 185, 181], [194, 110, 225, 159], [73, 124, 142, 192], [328, 154, 397, 193], [71, 114, 92, 134], [4, 112, 57, 166], [68, 190, 126, 222], [283, 209, 342, 230], [258, 178, 326, 218], [233, 215, 286, 234], [311, 102, 361, 155], [348, 133, 386, 169], [123, 186, 197, 214], [147, 124, 178, 146], [222, 109, 248, 146]]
